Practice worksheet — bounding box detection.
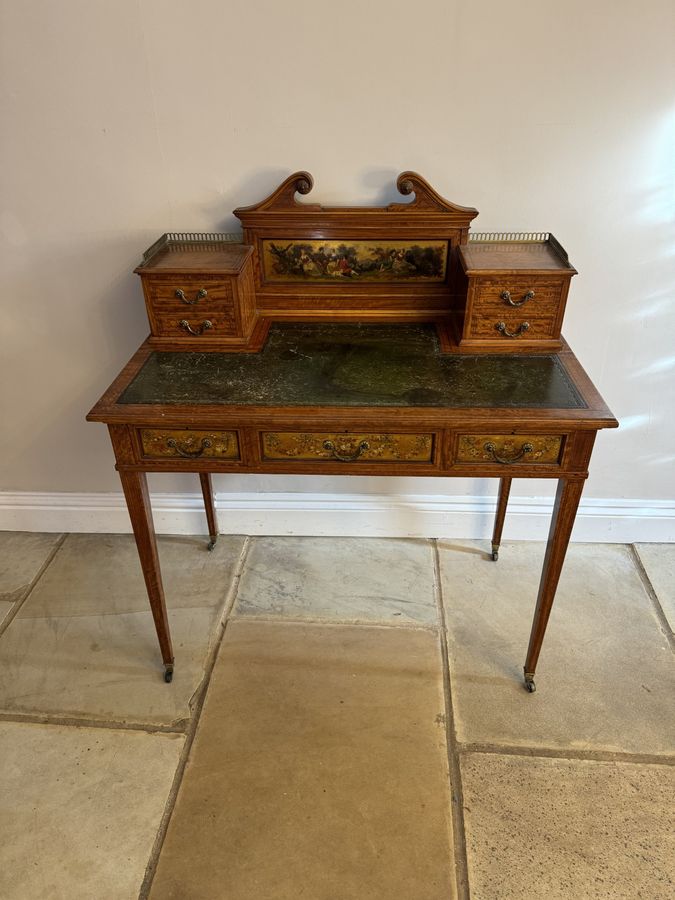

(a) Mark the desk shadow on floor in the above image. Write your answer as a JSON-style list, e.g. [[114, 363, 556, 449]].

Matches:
[[436, 540, 492, 560]]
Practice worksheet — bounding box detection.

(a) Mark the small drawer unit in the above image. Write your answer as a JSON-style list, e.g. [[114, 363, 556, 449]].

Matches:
[[457, 233, 576, 353], [135, 233, 258, 348]]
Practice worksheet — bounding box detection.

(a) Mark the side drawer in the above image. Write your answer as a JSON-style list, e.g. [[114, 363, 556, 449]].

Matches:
[[139, 429, 240, 459], [261, 432, 435, 463], [473, 276, 564, 313], [152, 313, 238, 338], [143, 277, 235, 309], [467, 315, 557, 341], [453, 433, 563, 466]]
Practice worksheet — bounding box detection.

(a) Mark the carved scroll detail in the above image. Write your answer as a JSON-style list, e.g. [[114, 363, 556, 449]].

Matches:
[[234, 170, 478, 220], [234, 171, 321, 213], [389, 171, 478, 215]]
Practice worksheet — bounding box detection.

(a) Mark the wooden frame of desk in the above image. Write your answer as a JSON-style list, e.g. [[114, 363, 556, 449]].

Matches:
[[87, 330, 617, 692], [87, 172, 618, 691]]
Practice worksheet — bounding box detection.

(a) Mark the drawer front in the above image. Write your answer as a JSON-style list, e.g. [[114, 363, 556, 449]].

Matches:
[[143, 276, 235, 310], [455, 434, 563, 465], [153, 313, 237, 338], [262, 432, 434, 463], [140, 429, 239, 459], [473, 277, 564, 314], [468, 314, 557, 340]]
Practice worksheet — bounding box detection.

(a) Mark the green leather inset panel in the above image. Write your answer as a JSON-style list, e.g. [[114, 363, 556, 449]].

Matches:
[[119, 323, 585, 409]]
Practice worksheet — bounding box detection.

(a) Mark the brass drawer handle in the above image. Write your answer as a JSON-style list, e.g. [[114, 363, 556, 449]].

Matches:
[[166, 437, 213, 458], [484, 441, 533, 464], [175, 288, 208, 305], [496, 321, 530, 338], [500, 289, 534, 307], [179, 319, 213, 336], [322, 439, 370, 461]]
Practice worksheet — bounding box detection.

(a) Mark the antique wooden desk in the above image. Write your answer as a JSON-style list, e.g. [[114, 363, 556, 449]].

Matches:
[[87, 173, 617, 691]]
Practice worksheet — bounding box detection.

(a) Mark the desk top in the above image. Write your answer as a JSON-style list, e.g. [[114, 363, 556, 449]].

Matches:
[[88, 323, 617, 430], [118, 323, 584, 409]]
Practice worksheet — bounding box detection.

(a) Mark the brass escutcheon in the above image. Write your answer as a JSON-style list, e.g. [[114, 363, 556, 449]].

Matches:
[[175, 288, 208, 305], [484, 441, 533, 464], [322, 439, 370, 462], [179, 319, 213, 336], [495, 321, 530, 338], [166, 437, 213, 458], [500, 289, 534, 307]]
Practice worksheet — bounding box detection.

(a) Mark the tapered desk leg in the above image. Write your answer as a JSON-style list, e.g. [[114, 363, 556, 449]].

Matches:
[[523, 477, 585, 693], [118, 470, 175, 682], [199, 473, 219, 551], [491, 477, 512, 561]]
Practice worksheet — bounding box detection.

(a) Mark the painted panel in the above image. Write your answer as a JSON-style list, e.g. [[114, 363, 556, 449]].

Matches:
[[455, 434, 563, 464], [140, 429, 239, 459], [262, 240, 448, 282], [262, 432, 434, 462]]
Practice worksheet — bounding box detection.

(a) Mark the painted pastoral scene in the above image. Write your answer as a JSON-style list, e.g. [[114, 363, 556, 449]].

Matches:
[[262, 239, 448, 282]]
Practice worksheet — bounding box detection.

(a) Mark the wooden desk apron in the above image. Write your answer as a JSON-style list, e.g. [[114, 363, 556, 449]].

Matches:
[[88, 323, 617, 690]]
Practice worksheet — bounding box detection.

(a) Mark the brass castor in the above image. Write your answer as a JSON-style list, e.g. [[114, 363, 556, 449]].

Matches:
[[164, 665, 174, 684], [492, 550, 499, 561], [524, 674, 536, 693], [207, 536, 217, 552]]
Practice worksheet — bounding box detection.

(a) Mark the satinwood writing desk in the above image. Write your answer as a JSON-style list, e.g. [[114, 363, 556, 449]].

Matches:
[[87, 172, 617, 691]]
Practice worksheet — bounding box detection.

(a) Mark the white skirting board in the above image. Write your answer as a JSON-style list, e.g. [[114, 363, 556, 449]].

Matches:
[[0, 491, 673, 542]]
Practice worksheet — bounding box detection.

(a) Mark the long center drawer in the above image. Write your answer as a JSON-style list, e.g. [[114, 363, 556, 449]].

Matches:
[[261, 432, 435, 462]]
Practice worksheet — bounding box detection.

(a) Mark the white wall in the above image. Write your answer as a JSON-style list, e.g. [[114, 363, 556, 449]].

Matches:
[[1, 1, 674, 535]]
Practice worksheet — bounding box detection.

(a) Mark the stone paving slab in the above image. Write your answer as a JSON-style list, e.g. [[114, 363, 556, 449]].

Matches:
[[0, 533, 246, 726], [439, 541, 675, 755], [635, 543, 675, 631], [19, 533, 245, 617], [235, 536, 438, 625], [461, 752, 675, 899], [0, 602, 13, 629], [0, 531, 62, 606], [150, 620, 455, 900], [0, 606, 221, 726], [0, 721, 183, 900]]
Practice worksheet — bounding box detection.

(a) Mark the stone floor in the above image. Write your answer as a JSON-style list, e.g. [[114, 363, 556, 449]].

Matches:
[[0, 532, 673, 899]]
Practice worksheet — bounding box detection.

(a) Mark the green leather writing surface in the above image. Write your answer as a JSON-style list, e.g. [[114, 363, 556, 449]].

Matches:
[[119, 323, 585, 409]]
